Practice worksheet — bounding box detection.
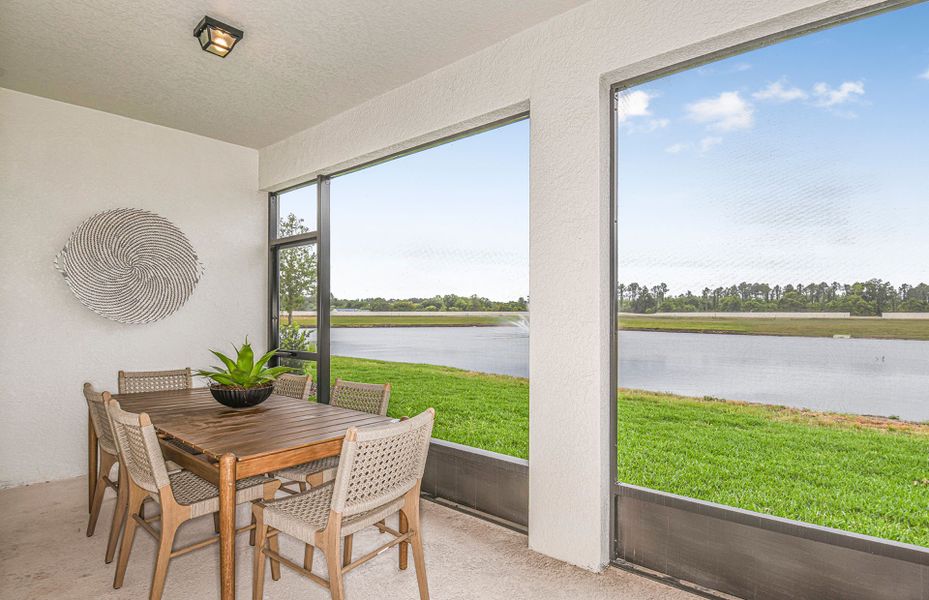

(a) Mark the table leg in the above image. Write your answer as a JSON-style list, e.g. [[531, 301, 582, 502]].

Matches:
[[219, 453, 237, 600], [88, 411, 98, 513]]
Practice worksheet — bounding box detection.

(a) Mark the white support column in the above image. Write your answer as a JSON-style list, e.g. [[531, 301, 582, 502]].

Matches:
[[527, 79, 613, 571]]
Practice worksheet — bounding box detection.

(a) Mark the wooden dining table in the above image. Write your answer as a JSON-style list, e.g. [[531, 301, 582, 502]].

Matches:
[[90, 387, 395, 600]]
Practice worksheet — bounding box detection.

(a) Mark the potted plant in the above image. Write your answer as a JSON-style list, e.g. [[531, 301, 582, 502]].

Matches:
[[196, 339, 291, 408]]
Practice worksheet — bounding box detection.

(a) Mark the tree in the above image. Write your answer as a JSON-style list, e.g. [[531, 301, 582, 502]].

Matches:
[[279, 322, 312, 353], [655, 283, 668, 308], [370, 297, 391, 311], [279, 213, 317, 325], [616, 279, 929, 315]]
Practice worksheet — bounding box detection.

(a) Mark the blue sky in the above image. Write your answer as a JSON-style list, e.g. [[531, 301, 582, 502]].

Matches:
[[618, 2, 929, 294], [279, 3, 929, 301], [278, 120, 529, 300]]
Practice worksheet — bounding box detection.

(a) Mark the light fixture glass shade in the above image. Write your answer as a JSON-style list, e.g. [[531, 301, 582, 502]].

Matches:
[[193, 16, 243, 58]]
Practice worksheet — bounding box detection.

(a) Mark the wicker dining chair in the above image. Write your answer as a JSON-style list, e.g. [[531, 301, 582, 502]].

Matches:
[[117, 368, 192, 475], [84, 384, 126, 564], [105, 400, 280, 600], [274, 380, 391, 493], [273, 373, 316, 400], [253, 408, 435, 600], [117, 368, 193, 395], [330, 379, 391, 416]]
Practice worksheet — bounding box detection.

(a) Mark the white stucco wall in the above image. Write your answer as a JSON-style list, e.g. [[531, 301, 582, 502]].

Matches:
[[257, 0, 890, 571], [0, 88, 265, 488]]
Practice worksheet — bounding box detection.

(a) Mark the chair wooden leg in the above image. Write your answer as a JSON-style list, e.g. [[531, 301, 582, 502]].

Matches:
[[254, 480, 279, 547], [88, 415, 97, 513], [252, 504, 268, 600], [410, 524, 430, 600], [398, 511, 409, 570], [105, 464, 128, 563], [324, 536, 345, 600], [404, 489, 430, 600], [213, 512, 221, 534], [149, 509, 181, 600], [113, 483, 146, 589], [342, 534, 353, 568], [249, 514, 257, 546], [268, 529, 281, 581], [86, 452, 115, 537], [304, 543, 315, 572]]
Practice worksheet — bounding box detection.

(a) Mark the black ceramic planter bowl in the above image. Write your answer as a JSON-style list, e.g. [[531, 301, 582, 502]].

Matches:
[[209, 384, 273, 408]]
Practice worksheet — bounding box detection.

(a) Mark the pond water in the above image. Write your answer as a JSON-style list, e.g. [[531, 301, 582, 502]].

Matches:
[[322, 326, 929, 421], [330, 326, 529, 378]]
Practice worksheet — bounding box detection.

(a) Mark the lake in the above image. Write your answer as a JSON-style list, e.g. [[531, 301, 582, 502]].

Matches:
[[324, 326, 929, 421]]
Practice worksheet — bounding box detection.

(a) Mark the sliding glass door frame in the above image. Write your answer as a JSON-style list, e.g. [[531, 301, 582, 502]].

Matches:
[[607, 0, 919, 564], [268, 113, 528, 407], [268, 176, 331, 404]]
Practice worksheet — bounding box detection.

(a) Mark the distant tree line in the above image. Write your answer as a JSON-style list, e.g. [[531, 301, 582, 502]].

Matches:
[[332, 294, 528, 312], [618, 280, 929, 316]]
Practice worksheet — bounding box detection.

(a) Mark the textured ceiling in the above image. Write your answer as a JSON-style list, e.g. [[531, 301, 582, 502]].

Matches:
[[0, 0, 586, 148]]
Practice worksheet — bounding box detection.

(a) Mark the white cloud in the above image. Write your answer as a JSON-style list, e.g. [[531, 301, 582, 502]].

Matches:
[[665, 137, 723, 154], [686, 92, 754, 131], [696, 62, 751, 76], [616, 90, 653, 122], [699, 136, 723, 152], [665, 142, 690, 154], [812, 81, 865, 107], [919, 67, 929, 80], [627, 118, 670, 133], [618, 90, 669, 133], [752, 80, 808, 102]]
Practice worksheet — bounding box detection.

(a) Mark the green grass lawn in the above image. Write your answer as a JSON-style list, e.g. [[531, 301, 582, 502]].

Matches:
[[618, 390, 929, 546], [319, 355, 929, 546], [326, 356, 529, 458], [620, 315, 929, 340]]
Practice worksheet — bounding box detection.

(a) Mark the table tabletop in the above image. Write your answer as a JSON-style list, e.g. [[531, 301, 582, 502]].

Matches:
[[113, 387, 393, 461]]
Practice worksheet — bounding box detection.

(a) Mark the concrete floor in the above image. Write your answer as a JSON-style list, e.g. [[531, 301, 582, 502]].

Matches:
[[0, 476, 696, 600]]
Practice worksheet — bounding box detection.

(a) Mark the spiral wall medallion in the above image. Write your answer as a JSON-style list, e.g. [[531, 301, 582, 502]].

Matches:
[[55, 208, 203, 324]]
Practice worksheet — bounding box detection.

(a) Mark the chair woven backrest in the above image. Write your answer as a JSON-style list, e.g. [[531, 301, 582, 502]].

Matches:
[[273, 373, 315, 400], [83, 383, 117, 456], [117, 368, 193, 394], [330, 408, 434, 517], [331, 379, 390, 416], [105, 400, 171, 495]]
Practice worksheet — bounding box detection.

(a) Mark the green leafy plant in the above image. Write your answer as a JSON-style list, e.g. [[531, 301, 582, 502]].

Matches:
[[196, 338, 291, 389], [279, 322, 313, 353]]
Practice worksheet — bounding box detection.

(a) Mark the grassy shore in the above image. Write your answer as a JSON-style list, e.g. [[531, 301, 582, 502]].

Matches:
[[290, 313, 929, 340], [619, 314, 929, 340], [292, 314, 509, 328], [319, 355, 929, 546]]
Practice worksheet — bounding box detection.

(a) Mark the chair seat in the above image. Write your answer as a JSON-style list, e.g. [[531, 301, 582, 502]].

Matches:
[[163, 438, 197, 472], [149, 470, 274, 518], [258, 481, 404, 544], [274, 456, 340, 482]]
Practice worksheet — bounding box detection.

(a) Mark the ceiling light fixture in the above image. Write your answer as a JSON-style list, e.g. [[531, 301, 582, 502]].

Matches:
[[193, 16, 243, 58]]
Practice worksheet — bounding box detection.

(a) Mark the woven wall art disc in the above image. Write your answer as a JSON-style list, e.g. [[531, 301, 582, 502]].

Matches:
[[55, 208, 203, 324]]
